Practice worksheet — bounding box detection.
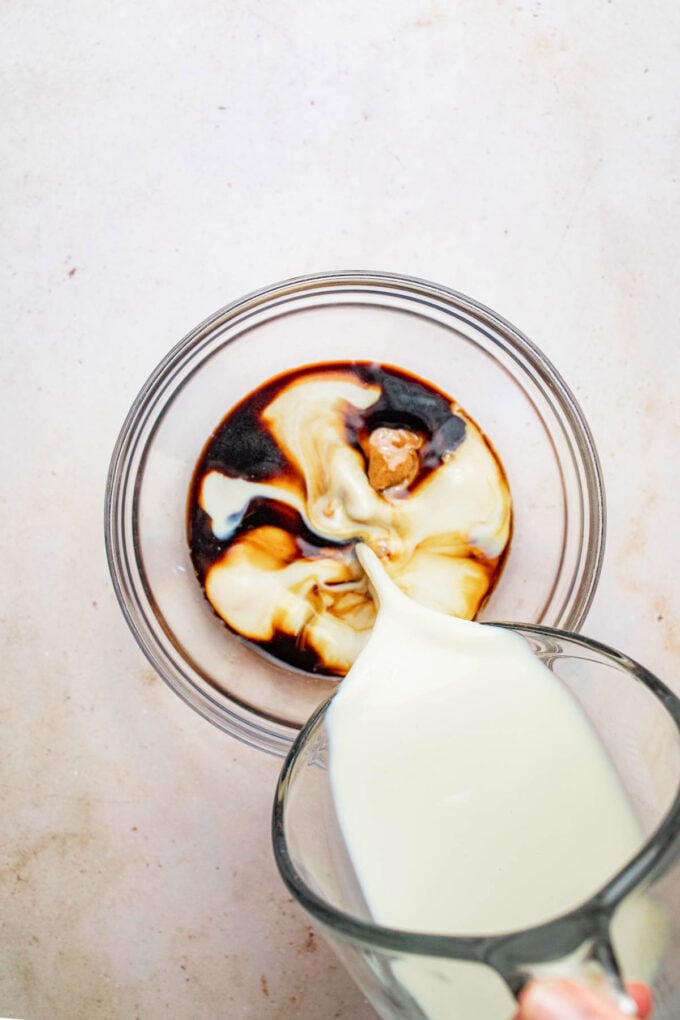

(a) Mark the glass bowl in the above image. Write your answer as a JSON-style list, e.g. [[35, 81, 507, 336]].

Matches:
[[105, 271, 605, 755]]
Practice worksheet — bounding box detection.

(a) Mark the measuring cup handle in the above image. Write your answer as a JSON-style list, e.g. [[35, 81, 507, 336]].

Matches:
[[513, 975, 640, 1017], [506, 933, 641, 1016], [497, 924, 646, 1015]]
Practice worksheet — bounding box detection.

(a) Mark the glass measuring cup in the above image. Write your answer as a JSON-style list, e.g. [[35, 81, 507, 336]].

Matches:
[[272, 626, 680, 1019]]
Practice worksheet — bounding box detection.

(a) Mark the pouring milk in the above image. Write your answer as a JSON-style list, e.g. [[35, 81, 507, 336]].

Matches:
[[326, 546, 662, 1019]]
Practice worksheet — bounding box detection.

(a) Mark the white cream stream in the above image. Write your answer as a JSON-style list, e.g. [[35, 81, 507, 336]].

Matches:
[[326, 546, 663, 1019]]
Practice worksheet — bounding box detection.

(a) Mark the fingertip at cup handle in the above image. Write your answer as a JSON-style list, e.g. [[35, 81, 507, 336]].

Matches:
[[628, 983, 653, 1019]]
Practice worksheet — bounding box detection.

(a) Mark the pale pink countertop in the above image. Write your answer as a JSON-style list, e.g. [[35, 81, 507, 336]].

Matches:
[[2, 2, 680, 1017]]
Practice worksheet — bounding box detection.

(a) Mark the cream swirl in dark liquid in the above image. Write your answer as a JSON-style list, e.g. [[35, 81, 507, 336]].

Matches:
[[187, 362, 512, 676]]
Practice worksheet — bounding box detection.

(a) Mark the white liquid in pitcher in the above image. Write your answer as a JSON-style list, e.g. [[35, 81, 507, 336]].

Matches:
[[327, 546, 661, 1019]]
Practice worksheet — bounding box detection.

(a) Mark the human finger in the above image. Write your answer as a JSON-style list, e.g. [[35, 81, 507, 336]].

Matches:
[[515, 978, 652, 1019]]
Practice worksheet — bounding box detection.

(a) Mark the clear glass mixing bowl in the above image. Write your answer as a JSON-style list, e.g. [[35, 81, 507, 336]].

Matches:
[[105, 271, 605, 754]]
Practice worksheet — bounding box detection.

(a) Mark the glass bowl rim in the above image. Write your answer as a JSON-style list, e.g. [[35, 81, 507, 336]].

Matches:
[[271, 622, 680, 964], [105, 269, 607, 752]]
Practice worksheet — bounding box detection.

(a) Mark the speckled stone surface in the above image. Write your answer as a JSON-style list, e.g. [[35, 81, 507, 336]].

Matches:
[[2, 2, 679, 1017]]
